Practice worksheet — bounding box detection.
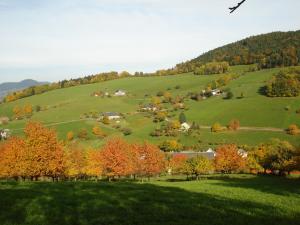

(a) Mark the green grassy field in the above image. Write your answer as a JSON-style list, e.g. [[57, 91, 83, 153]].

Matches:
[[0, 175, 299, 225], [1, 66, 300, 148]]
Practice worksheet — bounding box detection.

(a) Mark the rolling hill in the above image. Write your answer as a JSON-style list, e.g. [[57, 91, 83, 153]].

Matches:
[[0, 65, 299, 149], [0, 79, 48, 99], [175, 30, 300, 72]]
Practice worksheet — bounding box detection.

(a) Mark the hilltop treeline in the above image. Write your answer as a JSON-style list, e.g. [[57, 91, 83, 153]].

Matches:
[[175, 30, 300, 72]]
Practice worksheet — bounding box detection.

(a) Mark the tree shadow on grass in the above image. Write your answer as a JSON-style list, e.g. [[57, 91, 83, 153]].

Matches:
[[0, 181, 299, 225], [206, 174, 300, 196]]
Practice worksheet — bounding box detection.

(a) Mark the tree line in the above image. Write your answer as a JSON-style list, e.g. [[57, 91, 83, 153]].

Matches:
[[0, 122, 299, 181], [265, 67, 300, 97], [175, 31, 300, 72]]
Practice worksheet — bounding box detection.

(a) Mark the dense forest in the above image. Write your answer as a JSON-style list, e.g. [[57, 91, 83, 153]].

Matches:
[[3, 30, 300, 103], [175, 30, 300, 72]]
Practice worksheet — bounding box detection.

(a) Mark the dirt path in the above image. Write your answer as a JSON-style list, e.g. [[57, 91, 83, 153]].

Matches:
[[9, 119, 285, 133], [200, 125, 284, 132]]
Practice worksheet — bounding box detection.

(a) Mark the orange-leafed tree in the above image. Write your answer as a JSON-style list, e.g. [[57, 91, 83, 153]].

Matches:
[[168, 154, 188, 175], [137, 142, 165, 180], [214, 144, 246, 173], [66, 131, 74, 141], [101, 138, 132, 180], [13, 105, 23, 120], [85, 149, 103, 179], [24, 121, 64, 180], [24, 104, 33, 118], [0, 137, 26, 180], [64, 144, 87, 180], [227, 119, 240, 131]]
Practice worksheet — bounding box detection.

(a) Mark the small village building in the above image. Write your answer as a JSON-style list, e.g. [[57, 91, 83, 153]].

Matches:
[[211, 89, 221, 96], [100, 112, 121, 120], [0, 129, 10, 140], [238, 149, 248, 158], [141, 104, 157, 111], [180, 122, 191, 132], [114, 90, 126, 96]]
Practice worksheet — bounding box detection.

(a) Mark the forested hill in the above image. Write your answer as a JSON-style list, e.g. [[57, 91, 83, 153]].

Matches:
[[176, 30, 300, 72]]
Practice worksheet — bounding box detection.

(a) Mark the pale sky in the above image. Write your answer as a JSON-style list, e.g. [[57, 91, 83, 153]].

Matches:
[[0, 0, 299, 82]]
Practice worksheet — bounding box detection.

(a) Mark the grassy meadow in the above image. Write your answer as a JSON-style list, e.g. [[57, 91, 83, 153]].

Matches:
[[1, 66, 300, 148], [0, 174, 299, 225]]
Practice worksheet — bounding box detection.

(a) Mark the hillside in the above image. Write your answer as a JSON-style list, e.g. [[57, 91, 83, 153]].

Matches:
[[0, 79, 48, 99], [1, 65, 299, 149], [176, 30, 300, 72]]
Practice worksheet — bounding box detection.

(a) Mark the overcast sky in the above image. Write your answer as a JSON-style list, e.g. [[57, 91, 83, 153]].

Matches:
[[0, 0, 299, 83]]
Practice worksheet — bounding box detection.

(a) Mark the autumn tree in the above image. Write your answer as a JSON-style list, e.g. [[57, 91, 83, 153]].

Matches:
[[214, 144, 246, 173], [136, 142, 165, 181], [23, 121, 64, 180], [13, 106, 23, 120], [92, 125, 106, 138], [24, 104, 33, 118], [159, 140, 182, 152], [187, 156, 214, 179], [77, 128, 88, 140], [0, 137, 26, 180], [168, 154, 188, 175], [227, 119, 240, 131], [286, 124, 300, 135], [85, 149, 103, 179], [101, 138, 132, 180], [64, 144, 87, 180], [66, 131, 74, 141], [211, 122, 223, 132]]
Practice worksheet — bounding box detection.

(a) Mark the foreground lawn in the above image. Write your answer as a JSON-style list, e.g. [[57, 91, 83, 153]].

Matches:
[[0, 175, 299, 225]]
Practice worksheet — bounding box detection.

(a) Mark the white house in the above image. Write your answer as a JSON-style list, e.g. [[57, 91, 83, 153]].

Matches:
[[211, 89, 221, 96], [101, 112, 121, 120], [238, 149, 248, 158], [114, 90, 126, 96], [141, 104, 157, 111], [180, 122, 190, 132], [0, 129, 10, 140]]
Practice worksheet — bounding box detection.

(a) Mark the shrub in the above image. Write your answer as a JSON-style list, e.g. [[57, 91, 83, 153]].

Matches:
[[66, 131, 74, 141], [77, 128, 88, 140], [225, 91, 234, 99], [286, 124, 300, 135], [102, 116, 110, 125], [159, 140, 182, 152], [179, 112, 187, 124], [35, 105, 41, 112], [227, 119, 240, 131], [121, 128, 132, 136], [211, 123, 223, 132]]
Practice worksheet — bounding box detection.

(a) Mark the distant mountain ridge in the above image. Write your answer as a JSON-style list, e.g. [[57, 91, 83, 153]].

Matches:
[[0, 79, 49, 99]]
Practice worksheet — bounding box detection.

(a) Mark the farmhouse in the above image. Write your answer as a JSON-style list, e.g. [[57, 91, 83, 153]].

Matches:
[[141, 104, 157, 111], [100, 112, 121, 120], [114, 90, 126, 96], [0, 129, 10, 140], [211, 89, 221, 96], [238, 149, 248, 158], [180, 122, 190, 132], [0, 116, 9, 125]]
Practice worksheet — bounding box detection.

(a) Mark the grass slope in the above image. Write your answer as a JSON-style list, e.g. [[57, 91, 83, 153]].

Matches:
[[0, 175, 299, 225], [1, 66, 300, 148]]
